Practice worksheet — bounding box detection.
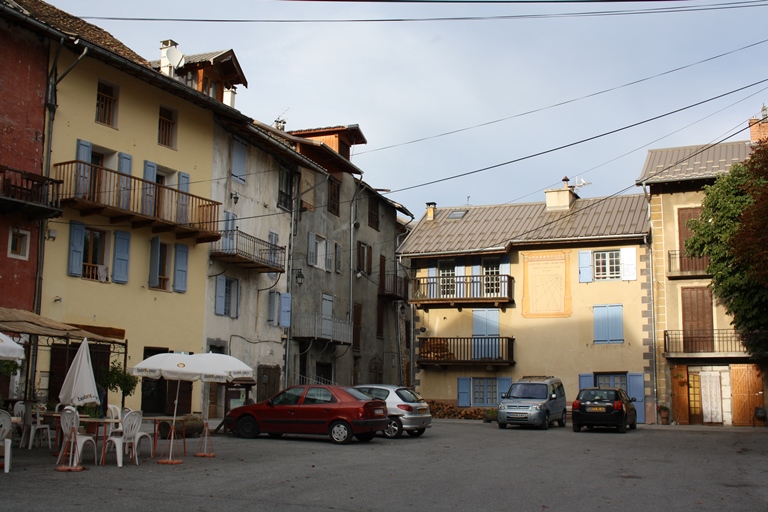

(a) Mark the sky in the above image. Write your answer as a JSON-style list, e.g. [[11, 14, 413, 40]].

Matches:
[[47, 0, 768, 218]]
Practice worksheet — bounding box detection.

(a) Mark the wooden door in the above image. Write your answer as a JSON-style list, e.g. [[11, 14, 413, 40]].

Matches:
[[687, 372, 703, 425], [256, 365, 281, 403], [731, 364, 765, 426], [682, 287, 714, 352], [678, 207, 707, 271], [670, 364, 690, 425]]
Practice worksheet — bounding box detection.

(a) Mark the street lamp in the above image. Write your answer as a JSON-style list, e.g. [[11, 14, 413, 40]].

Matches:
[[293, 268, 305, 287]]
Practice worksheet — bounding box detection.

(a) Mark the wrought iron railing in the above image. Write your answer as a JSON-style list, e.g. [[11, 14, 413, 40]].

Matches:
[[664, 329, 747, 354], [292, 314, 353, 345], [210, 229, 286, 271], [667, 250, 710, 275], [379, 273, 408, 299], [417, 336, 515, 365], [412, 275, 514, 302]]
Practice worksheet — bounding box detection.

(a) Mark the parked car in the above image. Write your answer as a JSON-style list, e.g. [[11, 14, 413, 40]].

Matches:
[[571, 387, 637, 433], [497, 376, 567, 430], [223, 385, 388, 444], [355, 384, 432, 438]]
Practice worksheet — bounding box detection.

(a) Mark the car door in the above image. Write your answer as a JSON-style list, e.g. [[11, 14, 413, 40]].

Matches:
[[294, 387, 340, 434], [262, 386, 305, 434]]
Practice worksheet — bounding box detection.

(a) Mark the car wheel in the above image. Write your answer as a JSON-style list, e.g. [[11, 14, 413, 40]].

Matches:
[[236, 416, 260, 439], [406, 428, 426, 437], [329, 421, 353, 444], [572, 423, 580, 433], [355, 432, 375, 442], [557, 410, 566, 428], [498, 422, 507, 429], [539, 412, 549, 430], [267, 432, 283, 438], [630, 420, 637, 430], [383, 417, 404, 439], [617, 416, 627, 433]]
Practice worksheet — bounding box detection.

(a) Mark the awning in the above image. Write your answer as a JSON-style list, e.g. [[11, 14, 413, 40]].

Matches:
[[0, 307, 118, 343]]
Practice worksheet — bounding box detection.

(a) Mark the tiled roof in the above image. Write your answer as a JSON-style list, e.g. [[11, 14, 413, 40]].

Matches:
[[7, 0, 152, 68], [635, 140, 751, 185], [398, 194, 648, 256]]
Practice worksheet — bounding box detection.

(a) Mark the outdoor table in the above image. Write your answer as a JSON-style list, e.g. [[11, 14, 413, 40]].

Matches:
[[79, 417, 121, 465], [149, 416, 186, 457]]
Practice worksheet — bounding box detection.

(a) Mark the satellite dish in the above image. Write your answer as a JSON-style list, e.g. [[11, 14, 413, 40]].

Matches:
[[165, 46, 185, 68]]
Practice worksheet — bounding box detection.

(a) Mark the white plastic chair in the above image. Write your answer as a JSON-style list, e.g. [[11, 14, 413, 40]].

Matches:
[[104, 411, 140, 467], [0, 410, 13, 473], [106, 405, 123, 437], [57, 406, 97, 466], [132, 411, 154, 459], [26, 404, 51, 450], [12, 402, 26, 447]]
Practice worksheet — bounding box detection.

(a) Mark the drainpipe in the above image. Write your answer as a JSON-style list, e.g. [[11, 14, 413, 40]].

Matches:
[[348, 178, 364, 384]]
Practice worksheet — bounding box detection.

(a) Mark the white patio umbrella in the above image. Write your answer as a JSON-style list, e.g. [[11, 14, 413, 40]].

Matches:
[[58, 338, 100, 407], [191, 353, 253, 380], [131, 353, 229, 462], [0, 332, 25, 360]]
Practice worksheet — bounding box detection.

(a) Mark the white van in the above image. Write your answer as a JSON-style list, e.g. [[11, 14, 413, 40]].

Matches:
[[497, 376, 567, 430]]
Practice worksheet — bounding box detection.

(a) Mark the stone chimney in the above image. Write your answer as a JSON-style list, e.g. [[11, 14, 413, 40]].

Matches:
[[426, 202, 436, 221], [749, 105, 768, 143], [545, 176, 579, 212]]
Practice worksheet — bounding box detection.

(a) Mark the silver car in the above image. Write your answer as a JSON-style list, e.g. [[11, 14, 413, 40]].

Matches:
[[355, 384, 432, 438]]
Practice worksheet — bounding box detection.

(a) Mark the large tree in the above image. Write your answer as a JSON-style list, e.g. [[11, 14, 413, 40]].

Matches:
[[686, 140, 768, 359]]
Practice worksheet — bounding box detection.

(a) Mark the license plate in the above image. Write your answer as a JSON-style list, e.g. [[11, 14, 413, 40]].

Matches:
[[586, 406, 605, 413], [418, 408, 428, 414], [510, 413, 527, 419], [373, 408, 384, 415]]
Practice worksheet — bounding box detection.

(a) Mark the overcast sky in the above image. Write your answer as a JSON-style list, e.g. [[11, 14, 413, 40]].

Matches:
[[48, 0, 768, 218]]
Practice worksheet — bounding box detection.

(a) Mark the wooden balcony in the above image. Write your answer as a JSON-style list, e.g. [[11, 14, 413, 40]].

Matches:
[[411, 275, 514, 307], [667, 250, 710, 279], [664, 329, 748, 357], [52, 161, 220, 243], [210, 229, 286, 272], [378, 273, 408, 300], [416, 336, 515, 367], [0, 165, 63, 219], [291, 314, 353, 345]]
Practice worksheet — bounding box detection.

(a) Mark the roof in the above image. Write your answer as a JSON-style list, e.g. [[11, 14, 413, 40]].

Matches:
[[635, 140, 752, 185], [398, 194, 648, 257], [0, 307, 122, 343], [150, 49, 248, 88], [288, 125, 368, 145]]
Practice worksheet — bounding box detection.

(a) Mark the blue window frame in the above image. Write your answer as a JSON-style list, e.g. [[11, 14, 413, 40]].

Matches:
[[593, 304, 624, 343], [457, 377, 511, 407]]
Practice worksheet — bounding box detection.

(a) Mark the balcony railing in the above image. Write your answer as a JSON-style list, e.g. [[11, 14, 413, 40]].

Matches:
[[379, 273, 408, 299], [664, 330, 747, 355], [291, 314, 353, 345], [210, 229, 286, 272], [416, 336, 515, 366], [52, 160, 220, 243], [411, 275, 514, 305], [0, 165, 62, 219], [667, 250, 710, 278]]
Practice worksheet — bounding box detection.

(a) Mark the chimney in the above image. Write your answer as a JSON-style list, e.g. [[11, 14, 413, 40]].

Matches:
[[159, 39, 180, 78], [426, 202, 436, 221], [749, 105, 768, 143], [223, 88, 237, 108], [544, 176, 579, 212]]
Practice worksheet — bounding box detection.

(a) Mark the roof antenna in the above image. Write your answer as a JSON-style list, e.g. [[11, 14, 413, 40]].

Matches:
[[274, 108, 289, 130], [466, 195, 470, 206]]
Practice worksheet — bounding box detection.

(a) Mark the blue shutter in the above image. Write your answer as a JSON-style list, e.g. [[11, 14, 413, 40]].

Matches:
[[497, 377, 512, 403], [232, 138, 247, 182], [67, 221, 85, 277], [608, 305, 623, 342], [148, 236, 160, 288], [117, 152, 132, 210], [427, 260, 436, 298], [173, 244, 188, 292], [473, 309, 500, 359], [279, 292, 292, 328], [620, 247, 637, 281], [579, 374, 593, 390], [594, 305, 609, 343], [578, 251, 593, 283], [111, 231, 131, 284], [222, 211, 236, 253], [627, 373, 645, 424], [500, 255, 511, 298], [176, 172, 190, 224], [457, 377, 471, 407], [471, 258, 481, 297], [215, 275, 226, 315], [75, 139, 92, 198], [142, 161, 157, 215]]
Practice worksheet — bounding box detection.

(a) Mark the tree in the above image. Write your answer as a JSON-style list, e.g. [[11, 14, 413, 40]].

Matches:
[[686, 140, 768, 359]]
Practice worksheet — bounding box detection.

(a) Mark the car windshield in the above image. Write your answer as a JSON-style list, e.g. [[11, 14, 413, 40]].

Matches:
[[343, 387, 377, 401], [396, 388, 424, 403], [508, 383, 548, 399]]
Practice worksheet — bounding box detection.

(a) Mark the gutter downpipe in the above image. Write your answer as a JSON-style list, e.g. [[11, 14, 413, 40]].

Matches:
[[349, 178, 364, 384], [642, 181, 658, 422], [394, 217, 414, 387]]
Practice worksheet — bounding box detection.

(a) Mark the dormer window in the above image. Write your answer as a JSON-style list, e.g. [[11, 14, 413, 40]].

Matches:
[[447, 210, 467, 219]]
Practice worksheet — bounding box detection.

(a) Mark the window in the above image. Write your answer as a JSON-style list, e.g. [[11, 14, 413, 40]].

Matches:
[[595, 373, 628, 391], [82, 227, 108, 282], [305, 387, 335, 404], [278, 165, 293, 211], [149, 236, 171, 291], [308, 233, 328, 270], [231, 138, 247, 183], [357, 241, 372, 274], [334, 242, 342, 274], [368, 195, 379, 230], [95, 81, 118, 127], [578, 248, 637, 282], [447, 210, 467, 219], [473, 378, 498, 406], [458, 377, 511, 407], [8, 228, 30, 260], [215, 275, 240, 318], [482, 257, 500, 295], [438, 259, 455, 297], [328, 179, 340, 216], [158, 106, 177, 148], [69, 221, 129, 284], [593, 304, 624, 343]]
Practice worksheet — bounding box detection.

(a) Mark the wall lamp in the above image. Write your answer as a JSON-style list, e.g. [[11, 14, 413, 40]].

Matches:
[[230, 192, 239, 205], [293, 268, 305, 287]]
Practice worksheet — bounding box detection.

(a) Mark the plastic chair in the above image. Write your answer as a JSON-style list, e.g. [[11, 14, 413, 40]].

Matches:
[[0, 410, 13, 473], [106, 405, 123, 437], [57, 406, 97, 467], [132, 411, 155, 459], [26, 404, 51, 450], [105, 411, 141, 467], [12, 402, 26, 447]]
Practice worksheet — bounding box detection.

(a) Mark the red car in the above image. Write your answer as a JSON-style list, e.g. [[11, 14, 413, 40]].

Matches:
[[223, 385, 388, 444]]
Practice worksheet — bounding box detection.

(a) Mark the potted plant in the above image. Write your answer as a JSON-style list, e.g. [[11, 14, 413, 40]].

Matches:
[[99, 360, 139, 402], [79, 405, 102, 434], [482, 408, 498, 423], [657, 404, 670, 425]]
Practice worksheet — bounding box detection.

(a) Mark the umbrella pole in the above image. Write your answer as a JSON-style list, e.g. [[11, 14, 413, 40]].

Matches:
[[169, 380, 180, 460]]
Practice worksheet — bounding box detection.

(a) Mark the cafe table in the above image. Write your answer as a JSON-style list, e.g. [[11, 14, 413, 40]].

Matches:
[[78, 417, 121, 465]]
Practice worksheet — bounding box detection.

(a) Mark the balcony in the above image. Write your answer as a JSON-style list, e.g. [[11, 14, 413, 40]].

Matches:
[[52, 161, 220, 243], [0, 165, 63, 219], [411, 275, 514, 307], [379, 273, 408, 300], [291, 314, 353, 345], [664, 330, 748, 357], [210, 229, 286, 272], [416, 336, 515, 367], [667, 250, 710, 278]]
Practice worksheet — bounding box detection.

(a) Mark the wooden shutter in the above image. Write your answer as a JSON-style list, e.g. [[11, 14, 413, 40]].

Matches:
[[75, 139, 92, 198], [173, 244, 188, 292], [578, 251, 593, 283], [458, 377, 471, 407], [620, 248, 637, 281], [627, 373, 645, 424], [579, 373, 593, 390], [215, 275, 226, 315], [111, 230, 131, 283], [678, 207, 702, 271], [148, 236, 160, 288], [681, 287, 713, 352], [68, 221, 85, 277], [142, 161, 157, 215], [117, 152, 132, 210]]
